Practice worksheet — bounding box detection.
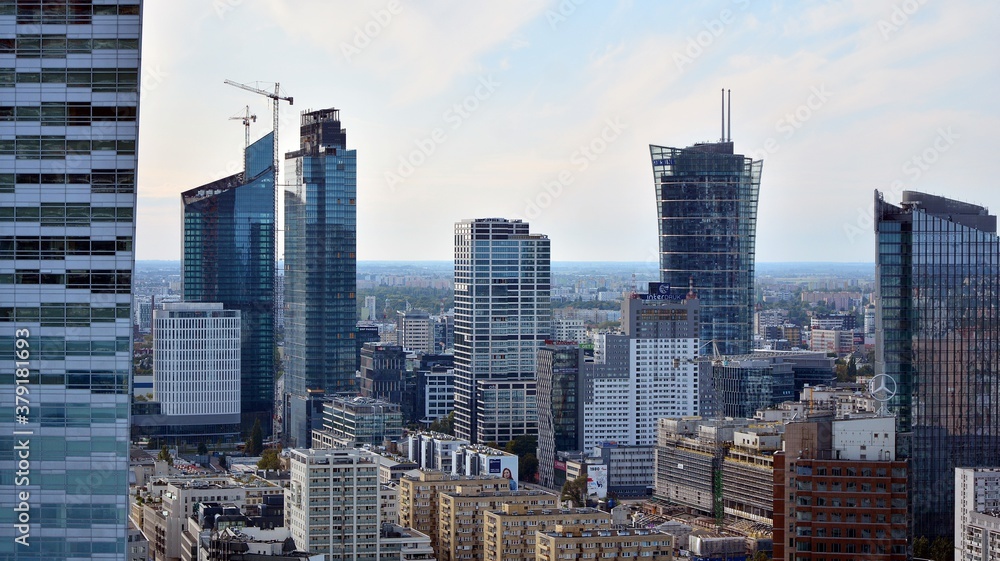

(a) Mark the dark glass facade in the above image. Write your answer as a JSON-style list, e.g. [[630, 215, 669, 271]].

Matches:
[[650, 141, 761, 356], [283, 108, 357, 447], [182, 132, 275, 436], [0, 1, 142, 556], [875, 190, 1000, 539], [536, 343, 584, 489]]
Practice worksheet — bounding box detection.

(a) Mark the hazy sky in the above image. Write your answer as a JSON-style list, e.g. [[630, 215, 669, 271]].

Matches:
[[137, 1, 999, 263]]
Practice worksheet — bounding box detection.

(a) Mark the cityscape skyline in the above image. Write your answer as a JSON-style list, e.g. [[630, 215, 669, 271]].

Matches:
[[136, 1, 999, 263]]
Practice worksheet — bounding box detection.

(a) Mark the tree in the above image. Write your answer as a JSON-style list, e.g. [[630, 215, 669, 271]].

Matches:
[[257, 448, 282, 471], [218, 454, 228, 470], [245, 419, 263, 456], [504, 435, 537, 457], [750, 552, 769, 561], [519, 453, 539, 483], [846, 357, 857, 380], [157, 445, 173, 466], [197, 442, 208, 456], [560, 474, 588, 507], [428, 411, 455, 436], [929, 536, 953, 561], [912, 536, 930, 559]]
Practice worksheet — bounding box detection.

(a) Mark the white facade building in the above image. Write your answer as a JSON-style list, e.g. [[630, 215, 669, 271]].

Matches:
[[397, 310, 434, 354], [153, 302, 240, 417], [423, 367, 454, 421], [583, 289, 700, 449], [956, 467, 1000, 561], [287, 448, 436, 561], [407, 432, 470, 474], [553, 318, 587, 344], [453, 218, 550, 444]]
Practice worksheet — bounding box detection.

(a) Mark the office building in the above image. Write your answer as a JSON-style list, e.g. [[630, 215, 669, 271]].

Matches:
[[536, 525, 673, 561], [536, 343, 585, 489], [182, 132, 275, 436], [773, 415, 908, 560], [809, 328, 859, 356], [0, 2, 141, 556], [453, 218, 550, 443], [707, 353, 794, 419], [146, 302, 241, 444], [286, 448, 434, 561], [955, 467, 1000, 561], [360, 342, 409, 412], [582, 285, 700, 449], [284, 108, 358, 447], [650, 116, 761, 356], [552, 318, 586, 344], [397, 310, 434, 354], [311, 396, 403, 448], [875, 190, 1000, 538]]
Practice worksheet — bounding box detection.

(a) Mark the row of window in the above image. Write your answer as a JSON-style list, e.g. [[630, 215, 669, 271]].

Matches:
[[0, 170, 135, 193], [0, 136, 136, 158], [0, 37, 139, 57], [0, 236, 132, 258], [0, 102, 136, 124], [0, 69, 138, 91], [0, 205, 131, 226], [0, 304, 130, 325]]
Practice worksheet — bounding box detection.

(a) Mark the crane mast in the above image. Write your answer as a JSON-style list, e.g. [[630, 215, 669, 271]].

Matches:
[[228, 105, 256, 178]]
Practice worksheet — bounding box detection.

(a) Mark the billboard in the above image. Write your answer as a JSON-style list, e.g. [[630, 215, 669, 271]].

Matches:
[[484, 454, 519, 489], [587, 464, 608, 499]]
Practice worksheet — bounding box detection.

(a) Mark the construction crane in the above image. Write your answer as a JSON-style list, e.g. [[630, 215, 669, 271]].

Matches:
[[228, 105, 256, 177], [223, 79, 293, 189]]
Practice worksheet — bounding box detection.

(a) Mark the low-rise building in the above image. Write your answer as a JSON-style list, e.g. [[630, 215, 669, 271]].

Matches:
[[398, 471, 510, 553], [312, 396, 404, 447], [439, 489, 557, 561], [483, 505, 609, 561], [536, 525, 673, 561]]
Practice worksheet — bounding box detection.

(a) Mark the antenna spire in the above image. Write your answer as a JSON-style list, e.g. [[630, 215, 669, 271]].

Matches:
[[727, 89, 732, 142], [720, 88, 725, 142]]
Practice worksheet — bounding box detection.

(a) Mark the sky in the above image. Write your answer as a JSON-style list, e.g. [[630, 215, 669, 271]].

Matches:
[[136, 0, 1000, 263]]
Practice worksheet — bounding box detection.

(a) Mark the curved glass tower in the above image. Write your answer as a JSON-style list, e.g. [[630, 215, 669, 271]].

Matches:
[[182, 132, 275, 437], [875, 190, 1000, 540], [650, 140, 761, 356]]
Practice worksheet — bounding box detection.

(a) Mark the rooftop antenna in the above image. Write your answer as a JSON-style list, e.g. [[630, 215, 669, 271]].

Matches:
[[720, 88, 725, 142], [727, 89, 731, 142]]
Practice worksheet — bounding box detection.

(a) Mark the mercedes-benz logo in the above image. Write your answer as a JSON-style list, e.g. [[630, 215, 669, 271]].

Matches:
[[868, 374, 897, 402]]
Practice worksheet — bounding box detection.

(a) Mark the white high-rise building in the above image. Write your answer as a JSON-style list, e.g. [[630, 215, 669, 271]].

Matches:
[[553, 318, 587, 343], [153, 303, 240, 417], [397, 310, 434, 354], [955, 467, 1000, 561], [583, 285, 700, 448], [453, 218, 550, 444], [0, 2, 143, 554], [286, 448, 434, 561]]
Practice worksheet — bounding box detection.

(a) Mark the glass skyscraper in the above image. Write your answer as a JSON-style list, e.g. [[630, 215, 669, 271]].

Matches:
[[181, 132, 275, 436], [283, 108, 357, 447], [453, 218, 550, 444], [650, 140, 761, 356], [0, 1, 142, 557], [875, 190, 1000, 540]]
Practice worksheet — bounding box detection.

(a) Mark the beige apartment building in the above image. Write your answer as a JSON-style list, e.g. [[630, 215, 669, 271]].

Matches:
[[535, 524, 674, 561], [398, 471, 510, 552], [483, 505, 611, 561], [438, 489, 557, 561]]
